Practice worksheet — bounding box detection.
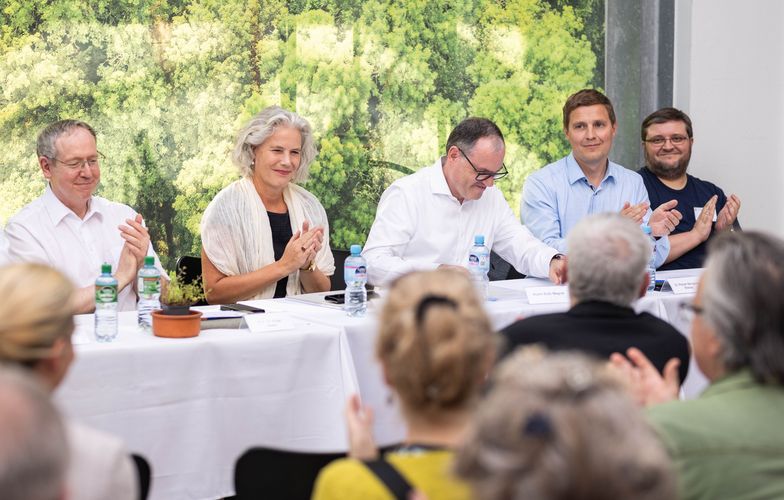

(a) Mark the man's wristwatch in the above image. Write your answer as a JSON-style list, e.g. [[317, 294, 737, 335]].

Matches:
[[551, 253, 565, 262]]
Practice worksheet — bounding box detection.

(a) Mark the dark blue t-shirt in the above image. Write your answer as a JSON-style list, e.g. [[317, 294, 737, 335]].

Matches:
[[638, 166, 740, 270]]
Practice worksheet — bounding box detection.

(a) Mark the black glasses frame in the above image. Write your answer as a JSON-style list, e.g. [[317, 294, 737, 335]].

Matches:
[[457, 147, 508, 182], [643, 135, 690, 148]]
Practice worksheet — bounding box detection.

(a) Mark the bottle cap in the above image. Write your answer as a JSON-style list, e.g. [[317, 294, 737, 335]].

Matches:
[[350, 244, 362, 255], [101, 263, 112, 274], [641, 225, 652, 235], [474, 235, 485, 245], [144, 256, 154, 266]]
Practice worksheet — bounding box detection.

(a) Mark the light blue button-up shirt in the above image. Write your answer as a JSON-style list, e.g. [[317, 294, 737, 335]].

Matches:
[[520, 152, 670, 267]]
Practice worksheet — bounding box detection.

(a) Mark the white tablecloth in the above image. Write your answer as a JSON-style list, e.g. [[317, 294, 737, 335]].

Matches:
[[55, 270, 704, 500]]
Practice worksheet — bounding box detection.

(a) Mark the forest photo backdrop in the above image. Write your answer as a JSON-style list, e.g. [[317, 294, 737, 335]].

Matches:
[[1, 0, 602, 268]]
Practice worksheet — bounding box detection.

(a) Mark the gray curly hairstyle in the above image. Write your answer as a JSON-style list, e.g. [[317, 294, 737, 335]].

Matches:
[[455, 347, 676, 500], [232, 106, 318, 183]]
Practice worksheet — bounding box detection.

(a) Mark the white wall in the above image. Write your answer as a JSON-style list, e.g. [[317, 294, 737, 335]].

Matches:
[[674, 0, 784, 236]]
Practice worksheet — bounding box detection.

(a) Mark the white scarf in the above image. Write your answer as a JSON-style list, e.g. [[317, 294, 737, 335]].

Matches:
[[200, 177, 335, 299]]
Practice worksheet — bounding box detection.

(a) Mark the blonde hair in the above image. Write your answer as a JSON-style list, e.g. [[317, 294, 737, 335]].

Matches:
[[455, 348, 676, 500], [0, 264, 75, 365], [376, 269, 496, 416]]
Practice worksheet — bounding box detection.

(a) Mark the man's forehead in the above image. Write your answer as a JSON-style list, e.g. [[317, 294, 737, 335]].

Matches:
[[646, 120, 688, 135], [54, 128, 97, 155], [568, 104, 611, 125]]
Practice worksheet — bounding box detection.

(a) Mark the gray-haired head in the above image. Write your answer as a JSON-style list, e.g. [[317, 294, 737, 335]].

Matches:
[[454, 347, 676, 500], [36, 119, 97, 159], [566, 213, 650, 306], [0, 364, 68, 500], [701, 231, 784, 384], [232, 106, 318, 183]]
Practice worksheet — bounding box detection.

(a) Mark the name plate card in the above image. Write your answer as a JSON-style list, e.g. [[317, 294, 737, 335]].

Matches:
[[525, 286, 570, 305], [663, 276, 700, 295], [242, 313, 295, 334]]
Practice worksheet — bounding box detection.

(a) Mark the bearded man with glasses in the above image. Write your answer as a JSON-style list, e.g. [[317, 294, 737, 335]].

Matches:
[[638, 107, 742, 270], [363, 117, 566, 287], [4, 119, 166, 313]]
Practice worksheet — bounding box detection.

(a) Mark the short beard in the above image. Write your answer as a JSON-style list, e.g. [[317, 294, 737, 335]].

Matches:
[[645, 149, 691, 181]]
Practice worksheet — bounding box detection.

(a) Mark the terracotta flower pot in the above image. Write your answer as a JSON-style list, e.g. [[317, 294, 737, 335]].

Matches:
[[151, 310, 203, 338]]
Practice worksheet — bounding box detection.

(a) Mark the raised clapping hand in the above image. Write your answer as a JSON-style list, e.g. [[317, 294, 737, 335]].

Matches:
[[608, 347, 680, 407], [118, 214, 151, 270], [649, 199, 683, 237], [345, 394, 379, 460], [115, 214, 151, 288], [716, 194, 741, 232], [620, 201, 649, 224], [691, 195, 718, 243], [281, 221, 324, 272]]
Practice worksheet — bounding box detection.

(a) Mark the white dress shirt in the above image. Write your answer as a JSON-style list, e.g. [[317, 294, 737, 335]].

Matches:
[[4, 185, 163, 311], [363, 158, 559, 286], [0, 229, 9, 267]]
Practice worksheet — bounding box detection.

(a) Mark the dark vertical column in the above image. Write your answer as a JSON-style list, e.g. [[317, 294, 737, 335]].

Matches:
[[605, 0, 674, 169]]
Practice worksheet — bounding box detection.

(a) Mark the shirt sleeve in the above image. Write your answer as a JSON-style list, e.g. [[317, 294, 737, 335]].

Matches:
[[4, 220, 50, 265], [520, 171, 568, 253], [362, 184, 439, 286], [637, 181, 671, 269], [494, 191, 559, 278]]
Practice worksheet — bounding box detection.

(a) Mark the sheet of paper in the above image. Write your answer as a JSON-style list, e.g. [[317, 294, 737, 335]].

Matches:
[[525, 286, 570, 305], [242, 313, 295, 334]]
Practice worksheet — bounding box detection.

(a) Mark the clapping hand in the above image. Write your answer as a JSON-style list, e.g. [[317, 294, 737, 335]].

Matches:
[[620, 201, 649, 224], [716, 194, 741, 232], [649, 200, 683, 237], [345, 394, 379, 460], [691, 195, 717, 242], [609, 347, 680, 407], [118, 214, 151, 270], [281, 221, 324, 272]]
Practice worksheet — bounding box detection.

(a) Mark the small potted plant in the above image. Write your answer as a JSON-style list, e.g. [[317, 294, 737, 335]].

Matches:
[[151, 271, 206, 338]]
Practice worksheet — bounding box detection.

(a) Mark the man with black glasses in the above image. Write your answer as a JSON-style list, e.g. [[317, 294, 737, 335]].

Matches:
[[363, 117, 566, 286], [638, 107, 741, 270], [4, 119, 165, 313]]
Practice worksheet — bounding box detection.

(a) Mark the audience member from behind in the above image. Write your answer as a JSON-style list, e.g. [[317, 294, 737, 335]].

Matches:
[[0, 263, 138, 500], [612, 231, 784, 500], [312, 269, 496, 500], [455, 348, 675, 500], [0, 365, 68, 500], [501, 213, 690, 382], [201, 106, 334, 303], [638, 107, 741, 270], [4, 119, 166, 313]]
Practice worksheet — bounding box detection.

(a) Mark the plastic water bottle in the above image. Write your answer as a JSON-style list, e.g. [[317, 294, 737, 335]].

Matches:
[[642, 226, 656, 292], [95, 263, 118, 342], [468, 235, 490, 300], [344, 244, 367, 317], [137, 256, 161, 331]]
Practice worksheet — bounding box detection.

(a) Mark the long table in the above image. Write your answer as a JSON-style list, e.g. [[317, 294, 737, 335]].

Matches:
[[55, 270, 703, 500]]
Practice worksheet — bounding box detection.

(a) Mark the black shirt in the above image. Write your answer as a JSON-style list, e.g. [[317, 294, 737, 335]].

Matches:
[[267, 211, 292, 298], [638, 166, 740, 270], [501, 300, 691, 383]]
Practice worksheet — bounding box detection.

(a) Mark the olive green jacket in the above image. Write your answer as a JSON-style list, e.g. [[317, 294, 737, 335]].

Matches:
[[647, 370, 784, 500]]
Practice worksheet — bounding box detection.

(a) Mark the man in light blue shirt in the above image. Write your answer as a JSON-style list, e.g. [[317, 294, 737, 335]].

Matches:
[[521, 89, 680, 267]]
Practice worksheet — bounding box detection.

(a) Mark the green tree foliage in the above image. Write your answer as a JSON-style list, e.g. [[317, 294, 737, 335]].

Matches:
[[0, 0, 600, 267]]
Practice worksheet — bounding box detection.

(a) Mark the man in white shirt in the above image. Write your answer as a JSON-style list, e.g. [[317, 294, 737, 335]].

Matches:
[[5, 119, 164, 312], [0, 230, 9, 266], [363, 117, 566, 286]]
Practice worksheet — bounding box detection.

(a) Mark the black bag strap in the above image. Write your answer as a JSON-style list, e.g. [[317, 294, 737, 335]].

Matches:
[[363, 457, 414, 500]]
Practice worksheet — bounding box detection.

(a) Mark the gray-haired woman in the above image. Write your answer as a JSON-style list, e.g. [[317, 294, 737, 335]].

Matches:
[[200, 106, 334, 303]]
